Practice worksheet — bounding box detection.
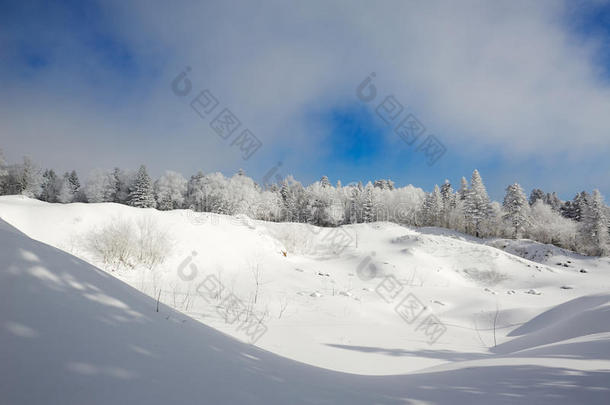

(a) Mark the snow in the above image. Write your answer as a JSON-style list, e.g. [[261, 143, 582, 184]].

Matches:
[[1, 195, 610, 404]]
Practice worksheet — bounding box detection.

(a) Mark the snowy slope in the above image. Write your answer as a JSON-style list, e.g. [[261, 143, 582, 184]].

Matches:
[[2, 196, 610, 404]]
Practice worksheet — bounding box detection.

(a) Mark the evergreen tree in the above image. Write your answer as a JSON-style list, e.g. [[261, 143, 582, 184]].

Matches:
[[422, 185, 442, 226], [111, 167, 131, 204], [458, 177, 469, 200], [440, 179, 455, 226], [279, 179, 291, 220], [374, 179, 388, 190], [464, 169, 490, 237], [362, 183, 375, 222], [529, 188, 545, 206], [503, 183, 530, 237], [0, 149, 7, 193], [562, 192, 589, 221], [320, 175, 331, 188], [580, 190, 609, 256], [311, 197, 330, 226], [68, 170, 81, 200], [278, 176, 300, 222], [545, 192, 562, 212], [40, 169, 61, 202], [128, 165, 156, 208]]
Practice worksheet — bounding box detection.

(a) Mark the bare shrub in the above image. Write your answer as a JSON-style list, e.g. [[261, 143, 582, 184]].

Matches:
[[85, 216, 172, 271], [135, 216, 173, 270], [85, 218, 135, 271]]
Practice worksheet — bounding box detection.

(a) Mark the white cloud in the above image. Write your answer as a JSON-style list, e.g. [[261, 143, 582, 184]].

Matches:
[[1, 0, 609, 184]]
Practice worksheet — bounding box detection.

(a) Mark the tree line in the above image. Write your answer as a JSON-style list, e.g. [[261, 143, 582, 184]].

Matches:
[[0, 150, 608, 256]]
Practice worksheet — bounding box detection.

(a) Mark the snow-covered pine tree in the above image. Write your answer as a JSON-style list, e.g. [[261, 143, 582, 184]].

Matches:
[[111, 167, 131, 204], [40, 169, 61, 202], [374, 179, 388, 189], [278, 176, 304, 222], [458, 177, 468, 201], [562, 192, 589, 221], [320, 175, 331, 188], [580, 190, 609, 256], [503, 183, 530, 237], [431, 185, 442, 226], [421, 185, 442, 226], [128, 165, 156, 208], [311, 197, 329, 226], [529, 188, 545, 206], [348, 186, 362, 223], [68, 170, 80, 192], [464, 169, 490, 237], [545, 192, 562, 212], [362, 182, 375, 222], [186, 171, 205, 211], [279, 179, 292, 221], [0, 152, 7, 195], [440, 179, 455, 227], [0, 149, 7, 179]]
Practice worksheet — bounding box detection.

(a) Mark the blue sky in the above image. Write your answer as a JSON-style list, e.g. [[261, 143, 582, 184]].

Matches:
[[1, 0, 610, 201]]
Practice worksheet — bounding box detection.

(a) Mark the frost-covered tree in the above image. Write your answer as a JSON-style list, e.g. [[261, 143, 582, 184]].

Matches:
[[374, 179, 395, 190], [40, 169, 62, 202], [562, 192, 589, 222], [361, 182, 375, 223], [580, 190, 609, 256], [0, 149, 8, 193], [421, 185, 442, 226], [503, 183, 530, 237], [111, 167, 131, 204], [84, 169, 115, 203], [128, 165, 156, 208], [307, 177, 341, 226], [464, 169, 490, 237], [529, 188, 545, 206], [227, 171, 266, 218], [57, 173, 75, 203], [545, 192, 562, 212], [458, 177, 469, 201], [347, 185, 362, 224], [186, 172, 233, 214], [66, 170, 82, 201], [154, 170, 187, 210], [5, 156, 42, 197], [440, 179, 455, 227], [0, 150, 6, 174], [279, 176, 305, 222], [530, 200, 578, 249], [319, 175, 331, 189]]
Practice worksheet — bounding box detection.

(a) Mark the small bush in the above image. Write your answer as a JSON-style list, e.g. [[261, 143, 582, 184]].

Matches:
[[84, 216, 172, 271]]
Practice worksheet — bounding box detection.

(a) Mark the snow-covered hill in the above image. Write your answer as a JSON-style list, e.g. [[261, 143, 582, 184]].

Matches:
[[1, 196, 610, 404]]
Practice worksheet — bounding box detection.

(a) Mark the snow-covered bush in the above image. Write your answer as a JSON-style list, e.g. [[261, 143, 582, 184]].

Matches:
[[85, 218, 135, 271], [84, 216, 172, 271], [529, 201, 578, 250], [134, 216, 173, 269]]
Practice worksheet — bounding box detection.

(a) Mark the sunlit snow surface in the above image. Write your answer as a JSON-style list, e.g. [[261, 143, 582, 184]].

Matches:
[[1, 196, 610, 404]]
